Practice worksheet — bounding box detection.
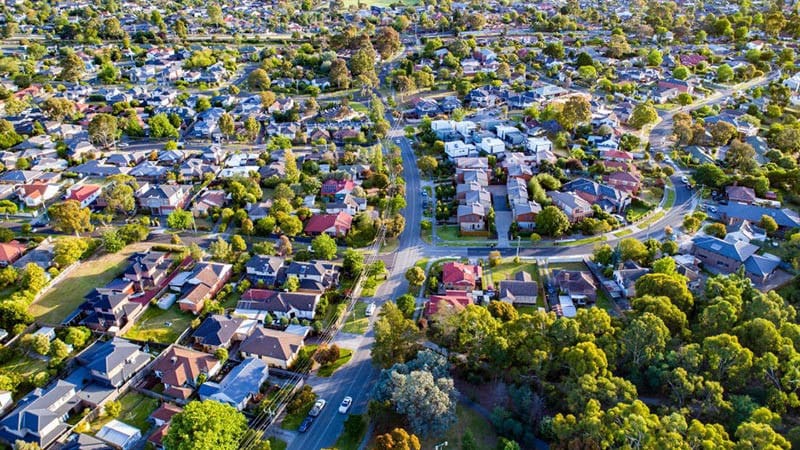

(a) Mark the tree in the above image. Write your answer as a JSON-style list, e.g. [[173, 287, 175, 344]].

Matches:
[[54, 237, 89, 267], [396, 294, 415, 318], [23, 333, 50, 356], [760, 215, 778, 234], [628, 102, 658, 129], [558, 96, 591, 131], [375, 27, 401, 59], [535, 206, 570, 237], [40, 97, 75, 125], [372, 302, 422, 368], [102, 182, 136, 216], [49, 201, 93, 236], [98, 62, 118, 84], [105, 400, 122, 418], [102, 230, 125, 253], [219, 113, 235, 141], [209, 237, 232, 262], [417, 156, 438, 175], [284, 148, 299, 183], [647, 49, 663, 66], [148, 113, 179, 139], [621, 312, 669, 369], [405, 267, 426, 288], [214, 348, 228, 362], [59, 51, 85, 82], [231, 235, 247, 252], [374, 428, 421, 450], [343, 249, 364, 275], [248, 68, 271, 91], [632, 295, 687, 334], [725, 140, 756, 173], [619, 238, 649, 265], [329, 58, 352, 89], [694, 163, 729, 189], [712, 63, 734, 83], [635, 272, 694, 312], [88, 113, 118, 149], [704, 222, 728, 238], [164, 400, 247, 450], [243, 117, 260, 142], [488, 301, 519, 322], [311, 234, 337, 260], [734, 421, 790, 449], [63, 326, 91, 348], [14, 440, 41, 450], [160, 206, 193, 231]]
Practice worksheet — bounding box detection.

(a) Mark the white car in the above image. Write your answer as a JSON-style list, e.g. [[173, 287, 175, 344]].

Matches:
[[117, 142, 129, 148], [680, 176, 689, 184], [339, 396, 352, 414], [309, 399, 327, 417]]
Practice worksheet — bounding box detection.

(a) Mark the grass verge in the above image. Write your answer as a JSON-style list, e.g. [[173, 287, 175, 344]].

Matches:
[[268, 437, 288, 450], [333, 415, 368, 450], [555, 235, 606, 246], [341, 302, 369, 335], [318, 348, 354, 377], [613, 229, 632, 238], [637, 210, 666, 229]]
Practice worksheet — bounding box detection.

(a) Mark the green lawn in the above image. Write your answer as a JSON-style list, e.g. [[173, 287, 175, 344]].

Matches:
[[665, 189, 676, 208], [515, 305, 540, 315], [556, 235, 606, 246], [333, 415, 368, 450], [637, 210, 666, 229], [360, 275, 385, 298], [124, 305, 195, 344], [4, 352, 48, 379], [420, 404, 498, 450], [317, 348, 353, 377], [437, 225, 489, 242], [341, 302, 369, 335], [613, 229, 632, 238], [88, 392, 159, 434], [30, 242, 152, 323], [626, 204, 654, 223]]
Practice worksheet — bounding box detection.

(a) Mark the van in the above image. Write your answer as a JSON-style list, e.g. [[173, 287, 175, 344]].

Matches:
[[365, 303, 376, 317]]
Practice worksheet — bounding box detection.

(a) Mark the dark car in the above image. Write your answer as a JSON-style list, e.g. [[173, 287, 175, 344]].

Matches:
[[298, 417, 314, 433]]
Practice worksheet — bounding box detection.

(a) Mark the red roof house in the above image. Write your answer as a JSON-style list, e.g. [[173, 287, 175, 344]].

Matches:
[[441, 261, 482, 291], [66, 184, 102, 208], [320, 179, 355, 198], [604, 171, 642, 194], [304, 212, 353, 237], [0, 241, 27, 266], [425, 291, 473, 317]]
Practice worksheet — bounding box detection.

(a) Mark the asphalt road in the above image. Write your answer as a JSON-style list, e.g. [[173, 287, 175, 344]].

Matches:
[[282, 135, 424, 450]]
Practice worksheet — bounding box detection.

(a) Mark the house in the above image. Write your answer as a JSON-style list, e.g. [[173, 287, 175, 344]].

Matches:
[[726, 221, 767, 243], [281, 260, 340, 292], [526, 137, 556, 164], [95, 420, 141, 450], [147, 406, 181, 450], [725, 185, 757, 204], [441, 261, 482, 291], [191, 315, 245, 352], [0, 380, 79, 448], [554, 270, 597, 305], [152, 346, 221, 399], [498, 271, 538, 305], [562, 178, 630, 214], [476, 137, 506, 154], [457, 203, 486, 232], [444, 141, 477, 159], [76, 338, 151, 388], [198, 358, 269, 411], [613, 261, 650, 299], [304, 212, 353, 237], [135, 184, 192, 215], [191, 189, 227, 217], [237, 289, 321, 320], [122, 251, 172, 292], [17, 183, 60, 208], [716, 203, 800, 231], [424, 291, 473, 317], [603, 172, 642, 195], [320, 179, 355, 200], [245, 255, 285, 286], [691, 235, 780, 283], [0, 241, 27, 267], [547, 191, 593, 223], [176, 262, 232, 314], [79, 288, 143, 333], [65, 184, 102, 208], [239, 326, 305, 369]]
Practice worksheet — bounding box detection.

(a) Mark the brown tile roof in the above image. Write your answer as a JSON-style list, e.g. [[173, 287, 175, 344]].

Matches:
[[239, 327, 304, 363], [153, 346, 219, 387]]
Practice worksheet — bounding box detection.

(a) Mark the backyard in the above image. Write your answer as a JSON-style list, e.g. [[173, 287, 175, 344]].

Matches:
[[87, 392, 159, 434], [124, 305, 194, 344], [4, 351, 48, 380], [487, 260, 545, 308], [30, 242, 151, 323]]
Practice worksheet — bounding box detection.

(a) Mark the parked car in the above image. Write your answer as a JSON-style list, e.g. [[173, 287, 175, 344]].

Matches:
[[309, 399, 327, 417], [339, 396, 352, 414], [681, 176, 689, 184], [365, 303, 376, 317], [298, 417, 313, 433]]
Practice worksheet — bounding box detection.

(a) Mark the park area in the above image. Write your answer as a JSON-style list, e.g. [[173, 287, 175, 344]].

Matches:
[[30, 242, 151, 323]]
